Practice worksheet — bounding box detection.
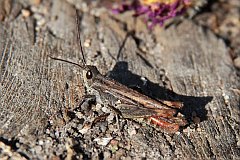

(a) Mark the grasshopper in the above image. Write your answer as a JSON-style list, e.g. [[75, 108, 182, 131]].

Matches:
[[50, 10, 187, 133]]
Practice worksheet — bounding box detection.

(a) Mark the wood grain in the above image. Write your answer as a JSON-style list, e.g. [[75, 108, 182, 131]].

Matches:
[[0, 0, 239, 159]]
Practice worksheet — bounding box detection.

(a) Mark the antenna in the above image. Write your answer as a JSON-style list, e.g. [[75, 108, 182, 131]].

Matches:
[[48, 56, 86, 69], [75, 10, 86, 65]]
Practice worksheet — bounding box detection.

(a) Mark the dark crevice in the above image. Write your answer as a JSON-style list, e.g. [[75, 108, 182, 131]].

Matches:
[[0, 137, 30, 159], [205, 138, 215, 159], [161, 133, 175, 153], [193, 0, 221, 15]]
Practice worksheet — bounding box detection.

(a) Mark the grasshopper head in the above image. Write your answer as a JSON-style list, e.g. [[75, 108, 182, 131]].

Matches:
[[83, 65, 100, 87]]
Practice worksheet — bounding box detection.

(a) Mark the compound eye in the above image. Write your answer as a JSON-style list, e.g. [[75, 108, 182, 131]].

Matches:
[[86, 70, 93, 79]]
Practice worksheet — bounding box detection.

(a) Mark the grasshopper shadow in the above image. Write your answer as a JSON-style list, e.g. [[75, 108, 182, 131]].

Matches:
[[107, 61, 213, 122]]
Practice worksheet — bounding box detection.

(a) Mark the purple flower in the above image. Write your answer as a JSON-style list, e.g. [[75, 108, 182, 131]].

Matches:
[[112, 0, 191, 28]]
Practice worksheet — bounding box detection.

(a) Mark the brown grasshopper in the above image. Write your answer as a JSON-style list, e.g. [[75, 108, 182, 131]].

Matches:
[[50, 10, 187, 133]]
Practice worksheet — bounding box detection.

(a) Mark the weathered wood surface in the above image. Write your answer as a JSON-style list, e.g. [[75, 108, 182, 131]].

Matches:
[[0, 0, 239, 159]]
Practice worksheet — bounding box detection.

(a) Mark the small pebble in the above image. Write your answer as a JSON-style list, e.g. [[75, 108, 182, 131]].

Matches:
[[107, 113, 115, 122], [95, 103, 102, 111], [38, 140, 43, 145], [233, 57, 240, 69], [128, 128, 137, 137], [237, 140, 240, 147], [34, 145, 42, 154], [79, 124, 91, 134], [101, 106, 110, 113], [104, 151, 111, 159], [93, 137, 112, 146], [75, 112, 83, 119], [196, 127, 202, 132], [84, 39, 91, 47], [37, 18, 46, 26], [21, 9, 31, 18]]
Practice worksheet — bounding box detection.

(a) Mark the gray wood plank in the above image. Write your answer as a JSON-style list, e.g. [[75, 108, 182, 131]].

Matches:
[[0, 0, 239, 159]]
